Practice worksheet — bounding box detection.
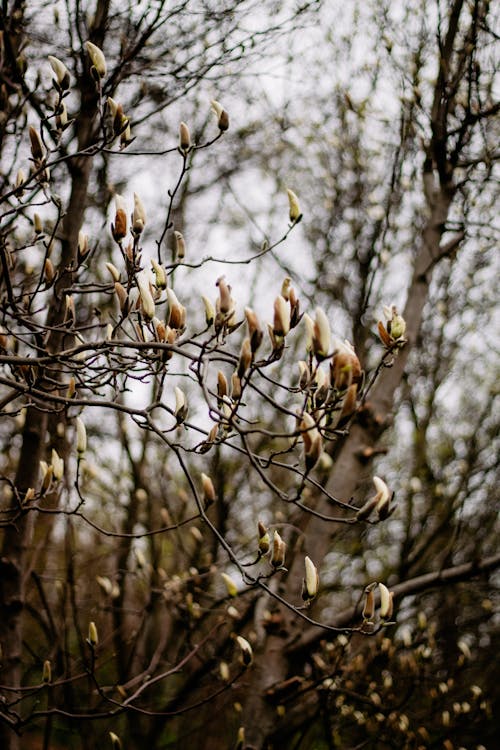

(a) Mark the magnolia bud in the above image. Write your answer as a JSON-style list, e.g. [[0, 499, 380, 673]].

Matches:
[[221, 572, 238, 597], [238, 337, 252, 379], [114, 282, 128, 315], [373, 475, 391, 520], [106, 262, 120, 283], [202, 295, 215, 327], [166, 288, 186, 330], [231, 372, 242, 401], [136, 270, 155, 320], [216, 276, 232, 315], [303, 556, 319, 600], [34, 213, 43, 234], [42, 659, 52, 683], [300, 412, 322, 471], [132, 192, 147, 235], [76, 417, 87, 455], [273, 295, 290, 337], [15, 168, 26, 195], [271, 530, 286, 569], [379, 583, 393, 620], [88, 621, 98, 646], [286, 188, 301, 222], [174, 386, 188, 423], [211, 99, 229, 131], [109, 732, 122, 749], [173, 230, 186, 261], [258, 521, 270, 555], [244, 307, 263, 352], [201, 473, 216, 506], [29, 126, 45, 161], [219, 661, 230, 682], [85, 41, 107, 78], [51, 449, 64, 480], [112, 194, 127, 241], [48, 55, 71, 91], [179, 121, 191, 153], [236, 635, 253, 666], [331, 339, 362, 390], [313, 308, 331, 360], [78, 230, 89, 257]]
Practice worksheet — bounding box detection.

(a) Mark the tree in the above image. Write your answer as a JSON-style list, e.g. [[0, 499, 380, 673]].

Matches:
[[1, 1, 498, 749]]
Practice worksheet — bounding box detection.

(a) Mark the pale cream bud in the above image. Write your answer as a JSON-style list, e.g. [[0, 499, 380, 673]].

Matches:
[[151, 258, 167, 289], [331, 338, 362, 390], [51, 449, 64, 480], [201, 473, 216, 505], [303, 556, 319, 600], [173, 231, 186, 261], [109, 732, 122, 749], [174, 386, 188, 423], [235, 635, 253, 666], [313, 308, 331, 360], [132, 192, 147, 235], [303, 313, 315, 352], [373, 475, 391, 520], [244, 307, 263, 352], [219, 661, 230, 682], [271, 530, 286, 569], [106, 262, 120, 282], [273, 295, 290, 337], [88, 621, 98, 646], [379, 583, 392, 619], [211, 99, 229, 131], [42, 659, 52, 683], [76, 417, 87, 455], [202, 295, 215, 327], [166, 288, 186, 329], [85, 41, 107, 77], [136, 270, 155, 320], [179, 121, 191, 153], [221, 572, 238, 597], [34, 213, 43, 234], [78, 230, 89, 256], [286, 188, 301, 222], [216, 276, 232, 314], [96, 576, 113, 596]]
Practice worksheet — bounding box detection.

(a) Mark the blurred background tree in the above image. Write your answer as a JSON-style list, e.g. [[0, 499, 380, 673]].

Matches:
[[0, 1, 498, 749]]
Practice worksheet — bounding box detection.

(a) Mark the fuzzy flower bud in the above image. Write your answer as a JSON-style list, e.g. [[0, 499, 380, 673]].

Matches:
[[244, 307, 263, 352], [236, 635, 253, 666], [51, 449, 64, 480], [42, 659, 52, 683], [112, 194, 127, 241], [302, 556, 319, 600], [151, 258, 167, 289], [286, 188, 301, 222], [109, 733, 122, 750], [221, 572, 238, 598], [211, 100, 229, 131], [202, 295, 215, 327], [258, 520, 270, 555], [179, 121, 191, 153], [273, 295, 290, 337], [271, 530, 287, 569], [88, 621, 98, 646], [85, 41, 107, 78], [201, 472, 216, 506], [174, 386, 188, 424], [379, 583, 393, 620], [76, 417, 87, 455], [48, 55, 70, 89], [132, 192, 147, 235], [173, 230, 186, 261], [238, 337, 252, 379], [136, 270, 155, 320], [313, 308, 331, 360], [29, 126, 45, 161]]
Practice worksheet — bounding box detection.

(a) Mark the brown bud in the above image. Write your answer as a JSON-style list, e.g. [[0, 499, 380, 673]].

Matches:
[[29, 126, 45, 161], [217, 370, 228, 400], [244, 307, 263, 353], [231, 372, 242, 401], [362, 588, 375, 620], [377, 320, 392, 347], [238, 337, 252, 379], [216, 276, 232, 315]]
